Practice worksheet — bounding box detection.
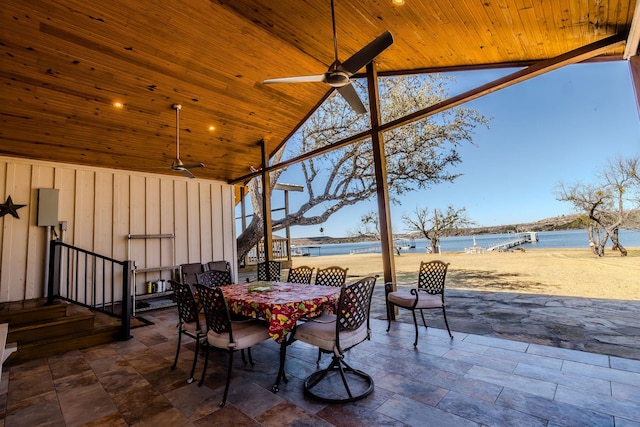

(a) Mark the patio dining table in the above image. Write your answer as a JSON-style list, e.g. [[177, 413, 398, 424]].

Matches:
[[220, 281, 341, 391]]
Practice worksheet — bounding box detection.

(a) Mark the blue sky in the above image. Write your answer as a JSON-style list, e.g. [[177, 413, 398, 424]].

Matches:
[[243, 61, 640, 238]]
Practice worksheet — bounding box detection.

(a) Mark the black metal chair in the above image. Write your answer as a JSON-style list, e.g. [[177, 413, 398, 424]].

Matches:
[[171, 281, 205, 384], [196, 269, 233, 287], [314, 266, 348, 287], [207, 260, 231, 273], [194, 284, 270, 407], [312, 265, 349, 363], [385, 260, 453, 346], [257, 260, 281, 281], [180, 262, 204, 285], [294, 276, 377, 403], [286, 265, 314, 284]]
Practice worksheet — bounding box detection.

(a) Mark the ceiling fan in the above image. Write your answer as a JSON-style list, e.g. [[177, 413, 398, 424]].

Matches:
[[263, 0, 393, 115], [169, 104, 204, 179]]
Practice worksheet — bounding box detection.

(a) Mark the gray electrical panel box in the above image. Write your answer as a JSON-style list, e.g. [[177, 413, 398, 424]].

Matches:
[[37, 188, 59, 226]]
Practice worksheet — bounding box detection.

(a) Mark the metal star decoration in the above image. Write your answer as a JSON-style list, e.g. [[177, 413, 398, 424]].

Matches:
[[0, 196, 27, 219]]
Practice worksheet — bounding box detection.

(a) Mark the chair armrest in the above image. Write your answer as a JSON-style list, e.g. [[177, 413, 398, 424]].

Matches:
[[385, 281, 418, 292]]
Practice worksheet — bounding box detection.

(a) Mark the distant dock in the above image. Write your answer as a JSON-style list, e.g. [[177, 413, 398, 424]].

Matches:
[[350, 245, 381, 254], [486, 232, 538, 251], [291, 246, 321, 256]]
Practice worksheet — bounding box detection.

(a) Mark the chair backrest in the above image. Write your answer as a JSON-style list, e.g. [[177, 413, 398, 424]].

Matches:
[[286, 265, 314, 284], [171, 281, 201, 328], [257, 260, 281, 281], [196, 270, 232, 287], [180, 263, 204, 284], [418, 260, 449, 294], [194, 283, 232, 338], [335, 276, 376, 352], [314, 266, 348, 287], [207, 260, 230, 272]]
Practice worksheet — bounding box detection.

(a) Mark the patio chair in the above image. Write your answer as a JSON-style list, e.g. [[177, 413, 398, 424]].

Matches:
[[314, 266, 349, 287], [197, 269, 252, 321], [196, 269, 233, 287], [170, 281, 206, 384], [312, 265, 349, 363], [206, 260, 231, 273], [294, 276, 377, 403], [286, 265, 314, 284], [180, 262, 204, 285], [385, 260, 453, 346], [257, 260, 281, 282], [194, 283, 270, 407]]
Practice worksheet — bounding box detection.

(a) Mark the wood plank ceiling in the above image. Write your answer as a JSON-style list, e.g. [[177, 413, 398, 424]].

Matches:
[[0, 0, 637, 183]]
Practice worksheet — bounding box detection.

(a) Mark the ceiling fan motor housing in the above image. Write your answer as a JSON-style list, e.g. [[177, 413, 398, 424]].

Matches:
[[171, 158, 185, 169], [325, 71, 351, 87]]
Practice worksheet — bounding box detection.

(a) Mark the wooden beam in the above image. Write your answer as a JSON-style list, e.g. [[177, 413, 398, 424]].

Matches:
[[379, 33, 628, 134], [366, 62, 396, 295], [624, 1, 640, 60], [232, 32, 628, 184], [230, 129, 371, 184], [630, 56, 640, 121]]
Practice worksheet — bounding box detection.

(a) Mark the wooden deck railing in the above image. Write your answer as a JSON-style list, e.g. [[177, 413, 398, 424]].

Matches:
[[245, 238, 290, 265]]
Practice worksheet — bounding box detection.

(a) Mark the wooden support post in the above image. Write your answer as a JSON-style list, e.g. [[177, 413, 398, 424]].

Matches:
[[366, 62, 396, 317], [283, 189, 292, 262], [240, 186, 249, 267], [260, 140, 274, 279]]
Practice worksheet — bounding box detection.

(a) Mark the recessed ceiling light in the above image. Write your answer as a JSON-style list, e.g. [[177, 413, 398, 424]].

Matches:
[[208, 125, 216, 132], [113, 101, 124, 109], [392, 0, 405, 5]]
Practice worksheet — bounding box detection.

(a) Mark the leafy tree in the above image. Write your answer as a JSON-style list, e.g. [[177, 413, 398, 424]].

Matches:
[[402, 206, 474, 254], [555, 155, 640, 256], [237, 74, 491, 261]]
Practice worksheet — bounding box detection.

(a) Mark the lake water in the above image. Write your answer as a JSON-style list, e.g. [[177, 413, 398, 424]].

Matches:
[[294, 229, 640, 257]]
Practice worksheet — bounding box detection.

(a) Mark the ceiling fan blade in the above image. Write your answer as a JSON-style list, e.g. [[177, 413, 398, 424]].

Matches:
[[337, 83, 367, 115], [263, 74, 326, 84], [180, 163, 205, 169], [177, 168, 196, 179], [339, 31, 394, 75]]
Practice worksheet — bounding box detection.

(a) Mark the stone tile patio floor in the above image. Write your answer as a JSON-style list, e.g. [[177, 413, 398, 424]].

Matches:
[[2, 286, 640, 426], [369, 286, 640, 362]]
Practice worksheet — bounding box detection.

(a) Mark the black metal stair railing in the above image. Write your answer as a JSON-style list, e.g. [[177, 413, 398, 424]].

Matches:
[[47, 240, 133, 340]]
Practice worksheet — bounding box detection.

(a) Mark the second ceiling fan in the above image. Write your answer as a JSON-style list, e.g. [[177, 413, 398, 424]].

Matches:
[[169, 104, 204, 179], [263, 0, 393, 115]]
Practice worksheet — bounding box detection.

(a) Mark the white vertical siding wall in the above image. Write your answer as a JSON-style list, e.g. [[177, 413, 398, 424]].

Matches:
[[0, 156, 237, 303]]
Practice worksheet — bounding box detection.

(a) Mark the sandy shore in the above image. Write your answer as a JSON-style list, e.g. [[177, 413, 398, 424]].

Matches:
[[291, 247, 640, 301]]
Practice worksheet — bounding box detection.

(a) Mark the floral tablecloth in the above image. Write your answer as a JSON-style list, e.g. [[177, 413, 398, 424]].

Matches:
[[221, 282, 340, 342]]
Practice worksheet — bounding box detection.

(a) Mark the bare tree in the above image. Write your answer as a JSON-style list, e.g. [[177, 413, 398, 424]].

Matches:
[[614, 155, 640, 231], [555, 155, 640, 256], [236, 151, 285, 260], [556, 182, 615, 256], [237, 74, 491, 261], [402, 206, 474, 254], [350, 211, 381, 240]]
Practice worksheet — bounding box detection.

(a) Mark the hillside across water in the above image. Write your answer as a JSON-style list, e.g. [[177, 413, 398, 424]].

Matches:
[[292, 213, 588, 246]]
